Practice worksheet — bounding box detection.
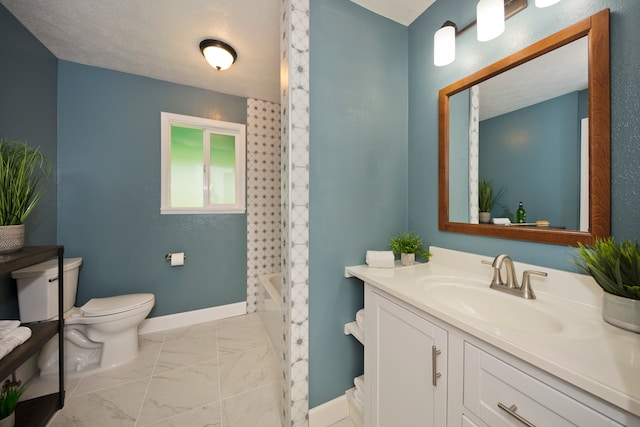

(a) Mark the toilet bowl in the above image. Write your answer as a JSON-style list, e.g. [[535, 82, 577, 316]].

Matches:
[[12, 258, 155, 375]]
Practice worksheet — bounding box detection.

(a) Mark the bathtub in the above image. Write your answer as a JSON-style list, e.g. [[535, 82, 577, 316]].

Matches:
[[257, 272, 282, 357]]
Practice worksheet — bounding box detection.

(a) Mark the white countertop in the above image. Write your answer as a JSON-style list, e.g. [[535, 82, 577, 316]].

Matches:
[[346, 246, 640, 417]]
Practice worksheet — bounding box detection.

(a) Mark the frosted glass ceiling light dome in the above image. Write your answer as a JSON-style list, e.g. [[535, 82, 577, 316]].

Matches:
[[434, 21, 456, 67], [477, 0, 505, 42], [200, 39, 237, 71], [535, 0, 561, 7]]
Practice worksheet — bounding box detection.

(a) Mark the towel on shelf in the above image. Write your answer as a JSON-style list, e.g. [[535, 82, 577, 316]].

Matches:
[[0, 326, 32, 361], [0, 320, 20, 340], [365, 251, 395, 268], [491, 217, 511, 225], [355, 309, 364, 329]]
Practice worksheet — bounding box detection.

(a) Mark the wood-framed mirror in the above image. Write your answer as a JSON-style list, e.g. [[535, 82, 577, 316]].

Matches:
[[438, 9, 610, 246]]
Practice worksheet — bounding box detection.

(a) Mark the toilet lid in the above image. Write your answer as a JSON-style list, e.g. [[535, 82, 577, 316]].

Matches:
[[80, 293, 154, 317]]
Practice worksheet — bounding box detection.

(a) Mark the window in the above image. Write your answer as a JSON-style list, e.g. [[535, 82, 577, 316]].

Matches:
[[161, 112, 246, 214]]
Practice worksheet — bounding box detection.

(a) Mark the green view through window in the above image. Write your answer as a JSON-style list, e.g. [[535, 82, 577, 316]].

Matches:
[[161, 112, 246, 214]]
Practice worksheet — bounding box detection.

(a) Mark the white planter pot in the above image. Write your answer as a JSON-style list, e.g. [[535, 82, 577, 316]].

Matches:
[[400, 253, 415, 266], [0, 224, 25, 254], [0, 412, 15, 427], [602, 292, 640, 333], [478, 212, 491, 224]]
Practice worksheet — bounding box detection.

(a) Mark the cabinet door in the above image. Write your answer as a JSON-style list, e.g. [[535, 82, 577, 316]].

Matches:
[[365, 286, 447, 427]]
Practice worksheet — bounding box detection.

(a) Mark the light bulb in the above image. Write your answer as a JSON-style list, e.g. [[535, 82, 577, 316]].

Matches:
[[535, 0, 561, 7], [477, 0, 505, 42], [202, 46, 235, 71], [434, 24, 456, 67]]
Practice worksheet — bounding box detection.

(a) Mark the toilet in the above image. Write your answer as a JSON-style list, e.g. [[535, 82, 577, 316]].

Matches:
[[12, 258, 154, 375]]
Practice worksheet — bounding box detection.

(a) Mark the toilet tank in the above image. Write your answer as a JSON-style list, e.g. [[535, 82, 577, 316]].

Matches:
[[11, 258, 83, 323]]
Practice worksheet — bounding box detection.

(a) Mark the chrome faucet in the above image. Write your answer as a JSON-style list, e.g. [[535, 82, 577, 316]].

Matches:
[[482, 254, 547, 299]]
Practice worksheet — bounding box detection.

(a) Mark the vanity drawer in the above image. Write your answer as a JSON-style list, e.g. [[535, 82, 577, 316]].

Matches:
[[463, 343, 624, 427]]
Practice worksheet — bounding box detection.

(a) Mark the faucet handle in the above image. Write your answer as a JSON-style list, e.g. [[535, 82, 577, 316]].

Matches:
[[520, 270, 548, 299], [481, 260, 493, 266]]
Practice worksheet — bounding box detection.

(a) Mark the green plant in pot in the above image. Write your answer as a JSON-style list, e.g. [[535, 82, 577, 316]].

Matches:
[[478, 180, 504, 224], [574, 237, 640, 333], [0, 138, 50, 253], [389, 231, 431, 266], [0, 380, 25, 426]]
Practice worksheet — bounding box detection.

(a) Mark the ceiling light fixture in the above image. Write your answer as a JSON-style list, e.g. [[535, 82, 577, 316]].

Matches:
[[199, 39, 237, 71], [433, 0, 527, 67], [535, 0, 561, 7]]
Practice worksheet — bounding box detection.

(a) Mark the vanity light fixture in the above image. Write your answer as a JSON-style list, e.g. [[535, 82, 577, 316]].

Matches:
[[199, 39, 237, 71], [535, 0, 560, 7], [434, 21, 457, 67], [477, 0, 505, 41], [433, 0, 527, 67]]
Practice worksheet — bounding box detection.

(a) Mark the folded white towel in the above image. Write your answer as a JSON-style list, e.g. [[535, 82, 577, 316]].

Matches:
[[354, 374, 365, 392], [0, 320, 20, 340], [355, 309, 364, 329], [491, 217, 511, 225], [365, 251, 395, 268], [0, 326, 32, 361]]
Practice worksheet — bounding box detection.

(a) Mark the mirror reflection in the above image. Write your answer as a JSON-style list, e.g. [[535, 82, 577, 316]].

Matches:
[[438, 9, 610, 246], [448, 37, 589, 231]]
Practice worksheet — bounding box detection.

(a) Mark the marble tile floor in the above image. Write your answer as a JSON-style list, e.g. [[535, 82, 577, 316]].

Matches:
[[23, 313, 286, 426], [24, 312, 356, 426], [328, 418, 357, 427]]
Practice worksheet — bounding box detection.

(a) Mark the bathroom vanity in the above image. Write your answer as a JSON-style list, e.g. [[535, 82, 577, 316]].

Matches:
[[346, 247, 640, 427], [0, 246, 64, 427]]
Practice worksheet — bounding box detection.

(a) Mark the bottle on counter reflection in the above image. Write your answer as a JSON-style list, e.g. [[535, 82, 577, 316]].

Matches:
[[516, 202, 526, 223]]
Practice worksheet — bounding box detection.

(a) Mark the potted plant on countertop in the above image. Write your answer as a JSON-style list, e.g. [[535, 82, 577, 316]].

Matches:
[[574, 237, 640, 333], [478, 180, 504, 224], [0, 138, 51, 253], [0, 379, 25, 427], [389, 231, 431, 266]]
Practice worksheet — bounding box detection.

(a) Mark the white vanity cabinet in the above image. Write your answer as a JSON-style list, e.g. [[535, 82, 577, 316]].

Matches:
[[364, 285, 447, 427], [363, 283, 639, 427]]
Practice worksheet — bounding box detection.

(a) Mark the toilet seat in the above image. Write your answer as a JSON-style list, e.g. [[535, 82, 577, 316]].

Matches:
[[80, 293, 155, 317]]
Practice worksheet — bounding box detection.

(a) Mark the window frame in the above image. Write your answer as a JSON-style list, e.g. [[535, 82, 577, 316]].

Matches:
[[161, 112, 246, 214]]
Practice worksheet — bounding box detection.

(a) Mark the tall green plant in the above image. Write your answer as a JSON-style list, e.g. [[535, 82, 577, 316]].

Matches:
[[574, 237, 640, 300], [0, 138, 50, 226], [478, 180, 504, 213], [0, 380, 25, 419]]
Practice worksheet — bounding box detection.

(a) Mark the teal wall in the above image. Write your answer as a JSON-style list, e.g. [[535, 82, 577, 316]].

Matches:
[[479, 91, 585, 228], [408, 0, 640, 270], [57, 61, 248, 317], [309, 0, 408, 407], [0, 5, 58, 318]]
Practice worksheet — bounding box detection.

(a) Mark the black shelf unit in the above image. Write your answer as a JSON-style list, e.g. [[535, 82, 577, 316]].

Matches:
[[0, 246, 64, 427]]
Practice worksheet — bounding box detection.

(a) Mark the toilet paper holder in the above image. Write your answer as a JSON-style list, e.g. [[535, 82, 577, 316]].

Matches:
[[165, 253, 187, 262]]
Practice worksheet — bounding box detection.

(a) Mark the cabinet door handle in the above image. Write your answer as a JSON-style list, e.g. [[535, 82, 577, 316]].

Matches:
[[498, 402, 536, 427], [431, 345, 441, 386]]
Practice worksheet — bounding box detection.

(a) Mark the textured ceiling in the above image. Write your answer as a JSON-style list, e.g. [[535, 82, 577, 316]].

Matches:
[[1, 0, 436, 104], [350, 0, 436, 25], [1, 0, 281, 103], [479, 36, 588, 121]]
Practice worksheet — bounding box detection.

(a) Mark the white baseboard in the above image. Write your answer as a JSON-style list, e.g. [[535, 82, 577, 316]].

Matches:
[[138, 301, 246, 334], [309, 394, 349, 427]]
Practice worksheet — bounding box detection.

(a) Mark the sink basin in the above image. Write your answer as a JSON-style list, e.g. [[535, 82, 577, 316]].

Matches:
[[416, 277, 565, 335]]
